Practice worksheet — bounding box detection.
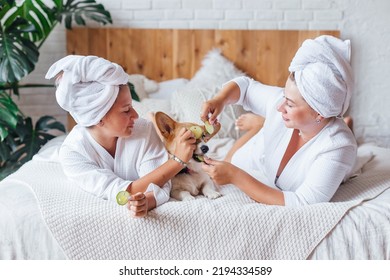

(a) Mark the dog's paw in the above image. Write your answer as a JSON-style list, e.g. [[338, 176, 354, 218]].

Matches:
[[204, 190, 222, 199], [182, 195, 196, 201]]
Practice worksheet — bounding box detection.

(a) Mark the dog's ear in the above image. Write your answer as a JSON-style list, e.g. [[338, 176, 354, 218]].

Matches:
[[153, 111, 177, 140]]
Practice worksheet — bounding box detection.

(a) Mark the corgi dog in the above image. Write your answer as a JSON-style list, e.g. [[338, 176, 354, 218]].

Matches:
[[150, 111, 222, 201]]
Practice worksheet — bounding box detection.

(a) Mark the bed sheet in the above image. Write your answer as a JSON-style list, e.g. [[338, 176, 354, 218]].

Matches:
[[310, 187, 390, 259], [0, 141, 389, 260], [0, 179, 66, 259]]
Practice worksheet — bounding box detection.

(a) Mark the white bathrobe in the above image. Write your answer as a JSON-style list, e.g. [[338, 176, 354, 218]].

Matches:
[[59, 118, 171, 206], [231, 77, 357, 207]]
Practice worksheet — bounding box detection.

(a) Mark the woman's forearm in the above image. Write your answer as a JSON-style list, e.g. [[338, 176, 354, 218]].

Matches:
[[215, 81, 241, 105], [231, 167, 285, 206], [127, 158, 183, 194]]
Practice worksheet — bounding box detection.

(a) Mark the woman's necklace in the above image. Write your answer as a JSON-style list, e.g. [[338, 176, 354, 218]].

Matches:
[[298, 130, 310, 143]]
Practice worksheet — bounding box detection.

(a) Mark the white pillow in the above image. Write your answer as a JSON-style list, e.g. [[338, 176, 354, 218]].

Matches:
[[150, 78, 189, 100], [128, 74, 159, 100], [171, 87, 243, 139], [170, 48, 248, 139], [133, 98, 171, 119], [188, 48, 246, 88]]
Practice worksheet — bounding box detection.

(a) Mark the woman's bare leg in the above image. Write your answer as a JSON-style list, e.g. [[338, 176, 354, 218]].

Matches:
[[224, 113, 265, 162], [344, 116, 353, 133]]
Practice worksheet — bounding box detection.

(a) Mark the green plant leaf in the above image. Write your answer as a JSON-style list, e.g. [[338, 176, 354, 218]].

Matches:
[[0, 17, 39, 83], [60, 0, 112, 29], [35, 115, 66, 133], [0, 90, 20, 140], [0, 91, 19, 126], [0, 126, 9, 142], [0, 163, 21, 180], [4, 115, 65, 166], [2, 0, 58, 43], [0, 0, 112, 84]]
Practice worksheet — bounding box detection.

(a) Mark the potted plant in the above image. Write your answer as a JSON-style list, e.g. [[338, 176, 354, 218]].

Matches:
[[0, 0, 112, 179]]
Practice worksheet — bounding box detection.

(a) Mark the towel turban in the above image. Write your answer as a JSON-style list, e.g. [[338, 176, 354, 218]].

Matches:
[[288, 35, 353, 118], [45, 55, 129, 127]]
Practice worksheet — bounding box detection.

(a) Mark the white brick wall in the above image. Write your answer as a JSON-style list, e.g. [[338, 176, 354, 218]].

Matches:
[[18, 0, 390, 147]]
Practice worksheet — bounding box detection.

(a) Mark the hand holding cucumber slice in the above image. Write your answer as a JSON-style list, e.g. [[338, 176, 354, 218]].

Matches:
[[204, 120, 214, 134], [116, 190, 131, 205]]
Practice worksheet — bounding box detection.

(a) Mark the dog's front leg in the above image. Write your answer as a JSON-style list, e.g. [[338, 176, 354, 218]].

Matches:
[[201, 177, 222, 199], [171, 189, 196, 201]]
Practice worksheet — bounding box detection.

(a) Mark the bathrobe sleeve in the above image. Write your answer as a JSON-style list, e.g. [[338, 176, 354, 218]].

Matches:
[[231, 76, 283, 117], [59, 122, 171, 206], [132, 121, 171, 206], [228, 76, 357, 207], [60, 140, 133, 203], [59, 127, 132, 202]]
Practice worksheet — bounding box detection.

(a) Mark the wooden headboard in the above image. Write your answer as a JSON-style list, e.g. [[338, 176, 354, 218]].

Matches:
[[66, 28, 339, 129], [67, 28, 339, 86]]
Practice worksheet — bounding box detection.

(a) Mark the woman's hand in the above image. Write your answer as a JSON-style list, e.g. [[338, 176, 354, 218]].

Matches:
[[127, 192, 148, 218], [201, 158, 236, 185], [201, 82, 241, 124], [173, 127, 197, 163], [200, 98, 224, 125]]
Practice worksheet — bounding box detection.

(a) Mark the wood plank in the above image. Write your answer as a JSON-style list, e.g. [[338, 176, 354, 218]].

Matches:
[[66, 28, 89, 55], [65, 28, 340, 130], [88, 28, 108, 57], [67, 28, 340, 85]]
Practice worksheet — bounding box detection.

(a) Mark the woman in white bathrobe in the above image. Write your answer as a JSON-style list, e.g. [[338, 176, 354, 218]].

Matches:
[[46, 56, 196, 217], [201, 35, 357, 207]]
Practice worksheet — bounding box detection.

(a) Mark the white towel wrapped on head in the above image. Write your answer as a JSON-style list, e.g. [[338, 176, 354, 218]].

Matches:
[[289, 35, 353, 118], [45, 55, 129, 127]]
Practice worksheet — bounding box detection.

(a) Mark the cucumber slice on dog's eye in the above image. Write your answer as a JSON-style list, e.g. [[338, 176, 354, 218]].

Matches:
[[116, 190, 131, 205], [204, 120, 214, 134], [189, 125, 203, 139]]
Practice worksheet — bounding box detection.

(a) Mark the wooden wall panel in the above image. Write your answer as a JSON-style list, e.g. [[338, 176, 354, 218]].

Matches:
[[65, 28, 339, 130], [67, 28, 340, 86]]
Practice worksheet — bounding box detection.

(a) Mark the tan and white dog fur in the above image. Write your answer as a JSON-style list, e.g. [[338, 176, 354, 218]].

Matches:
[[150, 111, 222, 201]]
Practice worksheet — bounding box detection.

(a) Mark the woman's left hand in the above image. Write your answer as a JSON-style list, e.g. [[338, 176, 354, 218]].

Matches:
[[127, 192, 148, 218], [201, 158, 235, 185]]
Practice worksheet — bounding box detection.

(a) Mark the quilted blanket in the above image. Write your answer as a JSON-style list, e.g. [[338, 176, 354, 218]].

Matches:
[[6, 144, 390, 260]]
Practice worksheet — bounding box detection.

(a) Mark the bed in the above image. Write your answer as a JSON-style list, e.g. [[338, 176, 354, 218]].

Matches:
[[0, 28, 389, 260]]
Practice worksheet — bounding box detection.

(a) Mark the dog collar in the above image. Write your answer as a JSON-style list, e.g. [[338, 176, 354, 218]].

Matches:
[[177, 167, 194, 175]]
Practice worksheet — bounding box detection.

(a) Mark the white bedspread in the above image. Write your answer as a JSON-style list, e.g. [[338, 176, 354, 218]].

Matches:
[[2, 142, 390, 260]]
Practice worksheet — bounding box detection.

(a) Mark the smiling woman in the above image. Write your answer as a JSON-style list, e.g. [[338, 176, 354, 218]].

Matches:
[[0, 0, 112, 180], [1, 28, 389, 261], [200, 35, 357, 207], [45, 55, 196, 218], [88, 85, 139, 157]]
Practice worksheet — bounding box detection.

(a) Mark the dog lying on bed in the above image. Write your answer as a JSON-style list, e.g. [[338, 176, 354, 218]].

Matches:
[[150, 111, 222, 201]]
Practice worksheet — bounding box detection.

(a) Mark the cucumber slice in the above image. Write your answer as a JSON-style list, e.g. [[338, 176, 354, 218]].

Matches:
[[116, 190, 131, 205], [189, 125, 203, 139], [204, 120, 214, 134], [193, 154, 205, 162]]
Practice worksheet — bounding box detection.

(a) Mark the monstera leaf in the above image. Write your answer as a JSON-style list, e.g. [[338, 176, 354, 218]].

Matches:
[[0, 115, 65, 179], [59, 0, 112, 29], [0, 0, 112, 84], [0, 90, 20, 141], [0, 17, 39, 84]]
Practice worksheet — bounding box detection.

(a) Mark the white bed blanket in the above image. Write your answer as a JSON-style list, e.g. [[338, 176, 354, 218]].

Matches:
[[3, 143, 390, 260]]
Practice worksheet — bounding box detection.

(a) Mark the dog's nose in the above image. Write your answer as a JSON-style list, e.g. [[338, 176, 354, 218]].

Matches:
[[200, 145, 209, 154]]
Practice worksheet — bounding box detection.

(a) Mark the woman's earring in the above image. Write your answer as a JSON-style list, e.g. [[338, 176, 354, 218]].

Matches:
[[315, 114, 322, 123]]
